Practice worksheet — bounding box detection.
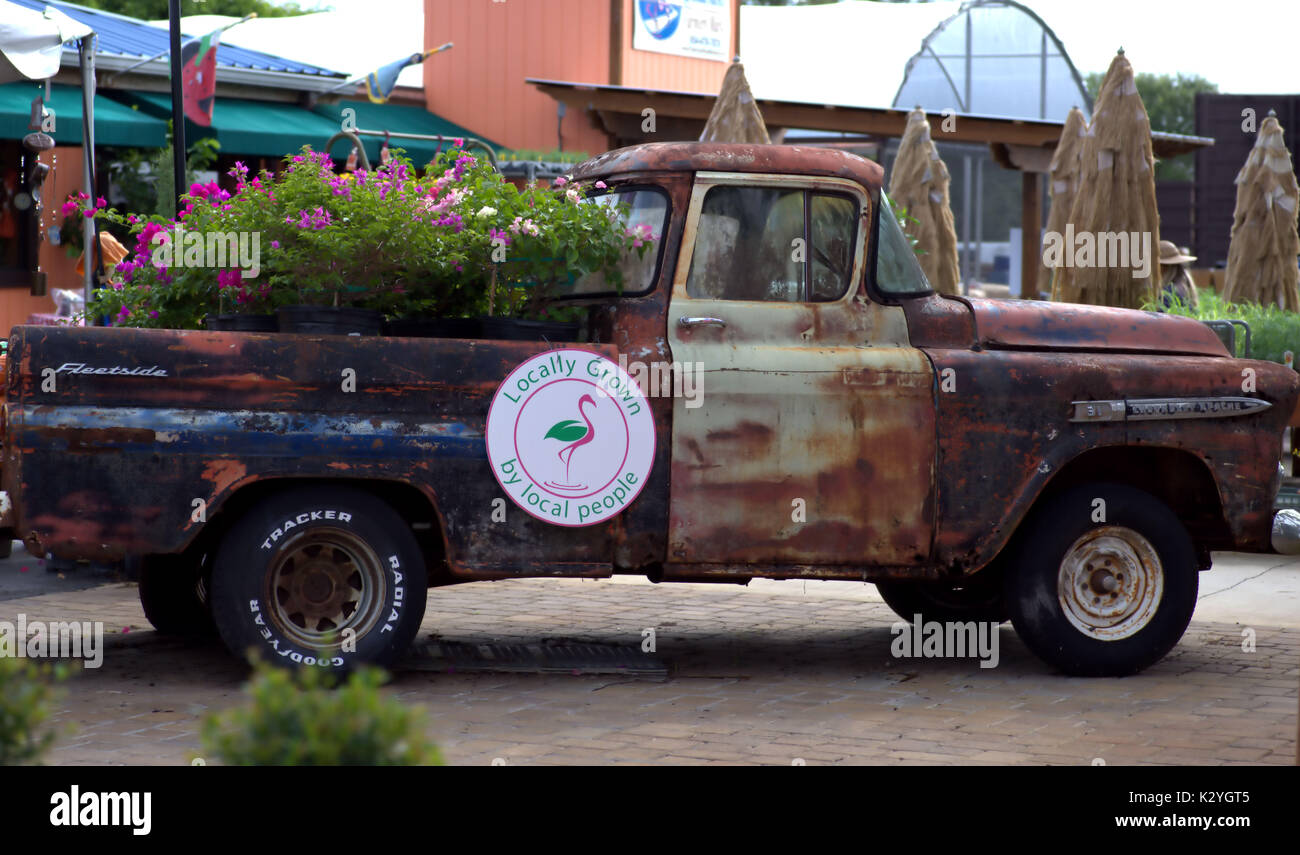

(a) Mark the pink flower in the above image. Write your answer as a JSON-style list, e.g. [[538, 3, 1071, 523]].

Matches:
[[453, 137, 464, 147], [594, 181, 607, 189], [553, 176, 567, 186]]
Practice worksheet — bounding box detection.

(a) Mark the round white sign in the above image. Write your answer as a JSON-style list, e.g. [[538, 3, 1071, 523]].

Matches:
[[486, 349, 656, 527]]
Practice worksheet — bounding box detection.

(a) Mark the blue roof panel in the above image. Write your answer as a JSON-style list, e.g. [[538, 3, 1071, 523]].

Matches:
[[10, 0, 347, 77]]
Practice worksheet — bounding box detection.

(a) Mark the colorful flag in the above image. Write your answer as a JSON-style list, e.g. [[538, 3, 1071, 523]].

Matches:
[[364, 43, 452, 104], [181, 29, 221, 126]]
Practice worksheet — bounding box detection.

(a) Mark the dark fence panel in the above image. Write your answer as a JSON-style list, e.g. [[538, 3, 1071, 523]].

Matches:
[[1194, 94, 1299, 268]]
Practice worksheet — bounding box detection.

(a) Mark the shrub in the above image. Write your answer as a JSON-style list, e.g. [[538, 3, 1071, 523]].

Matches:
[[200, 662, 442, 766], [0, 658, 68, 766], [1145, 289, 1300, 364]]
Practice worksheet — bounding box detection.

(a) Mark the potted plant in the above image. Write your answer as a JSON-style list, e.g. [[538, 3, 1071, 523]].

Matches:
[[68, 145, 650, 338]]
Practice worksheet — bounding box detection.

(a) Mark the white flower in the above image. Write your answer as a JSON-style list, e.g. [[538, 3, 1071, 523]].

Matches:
[[475, 205, 497, 218]]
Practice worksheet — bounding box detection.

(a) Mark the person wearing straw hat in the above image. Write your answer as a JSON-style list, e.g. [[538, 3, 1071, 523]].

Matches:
[[1158, 240, 1199, 309]]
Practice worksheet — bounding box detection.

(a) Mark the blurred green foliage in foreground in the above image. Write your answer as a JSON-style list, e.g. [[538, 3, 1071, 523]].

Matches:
[[201, 661, 443, 766], [0, 658, 69, 766]]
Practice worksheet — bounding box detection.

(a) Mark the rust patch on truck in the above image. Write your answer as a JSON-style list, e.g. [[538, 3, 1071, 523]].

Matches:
[[201, 459, 248, 496]]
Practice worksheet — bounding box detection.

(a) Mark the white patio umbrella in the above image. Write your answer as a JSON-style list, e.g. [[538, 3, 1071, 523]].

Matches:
[[0, 1, 91, 83]]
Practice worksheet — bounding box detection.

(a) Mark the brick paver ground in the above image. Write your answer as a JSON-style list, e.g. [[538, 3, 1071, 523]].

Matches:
[[2, 572, 1296, 766]]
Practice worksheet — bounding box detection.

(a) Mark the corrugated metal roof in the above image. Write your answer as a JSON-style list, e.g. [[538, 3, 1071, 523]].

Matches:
[[9, 0, 346, 77]]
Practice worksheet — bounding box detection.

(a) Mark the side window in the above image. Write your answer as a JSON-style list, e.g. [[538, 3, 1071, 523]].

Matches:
[[686, 185, 858, 302]]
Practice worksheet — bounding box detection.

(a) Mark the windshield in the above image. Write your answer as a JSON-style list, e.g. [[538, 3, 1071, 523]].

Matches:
[[875, 190, 933, 296], [562, 187, 670, 298]]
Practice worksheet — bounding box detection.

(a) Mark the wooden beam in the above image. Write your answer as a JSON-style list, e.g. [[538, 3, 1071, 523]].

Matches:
[[527, 80, 1215, 158], [1021, 171, 1043, 298]]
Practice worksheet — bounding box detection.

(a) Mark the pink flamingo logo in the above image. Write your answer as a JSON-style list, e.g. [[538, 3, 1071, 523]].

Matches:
[[544, 394, 597, 491]]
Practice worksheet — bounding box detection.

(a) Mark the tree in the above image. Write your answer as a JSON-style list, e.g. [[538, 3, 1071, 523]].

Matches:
[[76, 0, 308, 19], [1084, 71, 1218, 182]]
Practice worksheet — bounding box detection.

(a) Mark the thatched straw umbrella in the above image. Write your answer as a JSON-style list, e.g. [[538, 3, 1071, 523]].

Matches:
[[889, 108, 961, 295], [1040, 106, 1088, 296], [1052, 50, 1160, 309], [700, 60, 770, 144], [1222, 111, 1300, 310]]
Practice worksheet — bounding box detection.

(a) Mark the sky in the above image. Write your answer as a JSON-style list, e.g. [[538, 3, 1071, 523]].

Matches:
[[259, 0, 1300, 96], [1024, 0, 1297, 94]]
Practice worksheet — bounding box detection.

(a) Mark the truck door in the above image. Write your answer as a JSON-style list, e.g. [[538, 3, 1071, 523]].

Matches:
[[665, 172, 936, 567]]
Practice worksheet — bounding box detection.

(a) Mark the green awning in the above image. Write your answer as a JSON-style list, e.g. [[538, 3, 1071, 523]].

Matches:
[[112, 90, 343, 159], [312, 100, 501, 168], [0, 82, 167, 148]]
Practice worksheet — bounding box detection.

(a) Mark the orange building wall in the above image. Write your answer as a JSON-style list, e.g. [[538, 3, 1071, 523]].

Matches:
[[1, 146, 83, 336], [424, 0, 612, 156], [423, 0, 734, 156]]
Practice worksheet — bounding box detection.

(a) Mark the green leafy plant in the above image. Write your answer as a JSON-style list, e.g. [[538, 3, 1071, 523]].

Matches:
[[1143, 289, 1300, 364], [0, 658, 69, 766], [894, 202, 925, 257], [200, 661, 443, 766]]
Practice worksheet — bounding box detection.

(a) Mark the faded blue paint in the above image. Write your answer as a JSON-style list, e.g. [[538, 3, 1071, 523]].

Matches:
[[15, 406, 486, 461]]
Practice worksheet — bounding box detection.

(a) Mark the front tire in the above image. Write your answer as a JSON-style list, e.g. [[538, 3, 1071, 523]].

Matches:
[[209, 487, 427, 671], [1004, 483, 1198, 677]]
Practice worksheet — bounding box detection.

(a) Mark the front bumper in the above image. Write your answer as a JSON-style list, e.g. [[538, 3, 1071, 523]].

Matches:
[[1271, 509, 1300, 554]]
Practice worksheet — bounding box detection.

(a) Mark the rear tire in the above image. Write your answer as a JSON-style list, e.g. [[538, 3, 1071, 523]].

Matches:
[[138, 554, 216, 638], [1004, 483, 1198, 677], [209, 486, 427, 671]]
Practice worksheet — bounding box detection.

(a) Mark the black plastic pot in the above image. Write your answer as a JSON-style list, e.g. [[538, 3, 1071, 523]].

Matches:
[[204, 313, 279, 332], [384, 317, 483, 339], [277, 306, 384, 336], [478, 317, 581, 342]]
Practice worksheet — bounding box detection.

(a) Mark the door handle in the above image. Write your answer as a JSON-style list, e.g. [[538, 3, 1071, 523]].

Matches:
[[678, 316, 726, 329]]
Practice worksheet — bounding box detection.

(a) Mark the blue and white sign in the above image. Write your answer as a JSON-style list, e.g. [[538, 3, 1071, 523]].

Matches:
[[633, 0, 730, 63]]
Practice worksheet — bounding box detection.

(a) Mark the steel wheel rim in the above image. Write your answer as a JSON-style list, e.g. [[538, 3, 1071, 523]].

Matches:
[[1057, 526, 1163, 641], [264, 527, 387, 650]]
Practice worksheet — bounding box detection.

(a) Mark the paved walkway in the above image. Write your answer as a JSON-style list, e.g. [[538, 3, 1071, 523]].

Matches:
[[1, 549, 1295, 765]]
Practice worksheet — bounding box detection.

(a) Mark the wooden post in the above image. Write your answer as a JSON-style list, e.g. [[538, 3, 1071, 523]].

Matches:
[[608, 0, 623, 87], [732, 0, 741, 60], [1021, 171, 1042, 299]]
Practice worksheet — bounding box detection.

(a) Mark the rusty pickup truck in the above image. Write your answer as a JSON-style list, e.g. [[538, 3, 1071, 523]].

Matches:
[[2, 142, 1297, 677]]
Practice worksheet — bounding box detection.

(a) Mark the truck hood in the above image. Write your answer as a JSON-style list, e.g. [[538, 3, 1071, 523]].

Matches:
[[967, 298, 1230, 357]]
